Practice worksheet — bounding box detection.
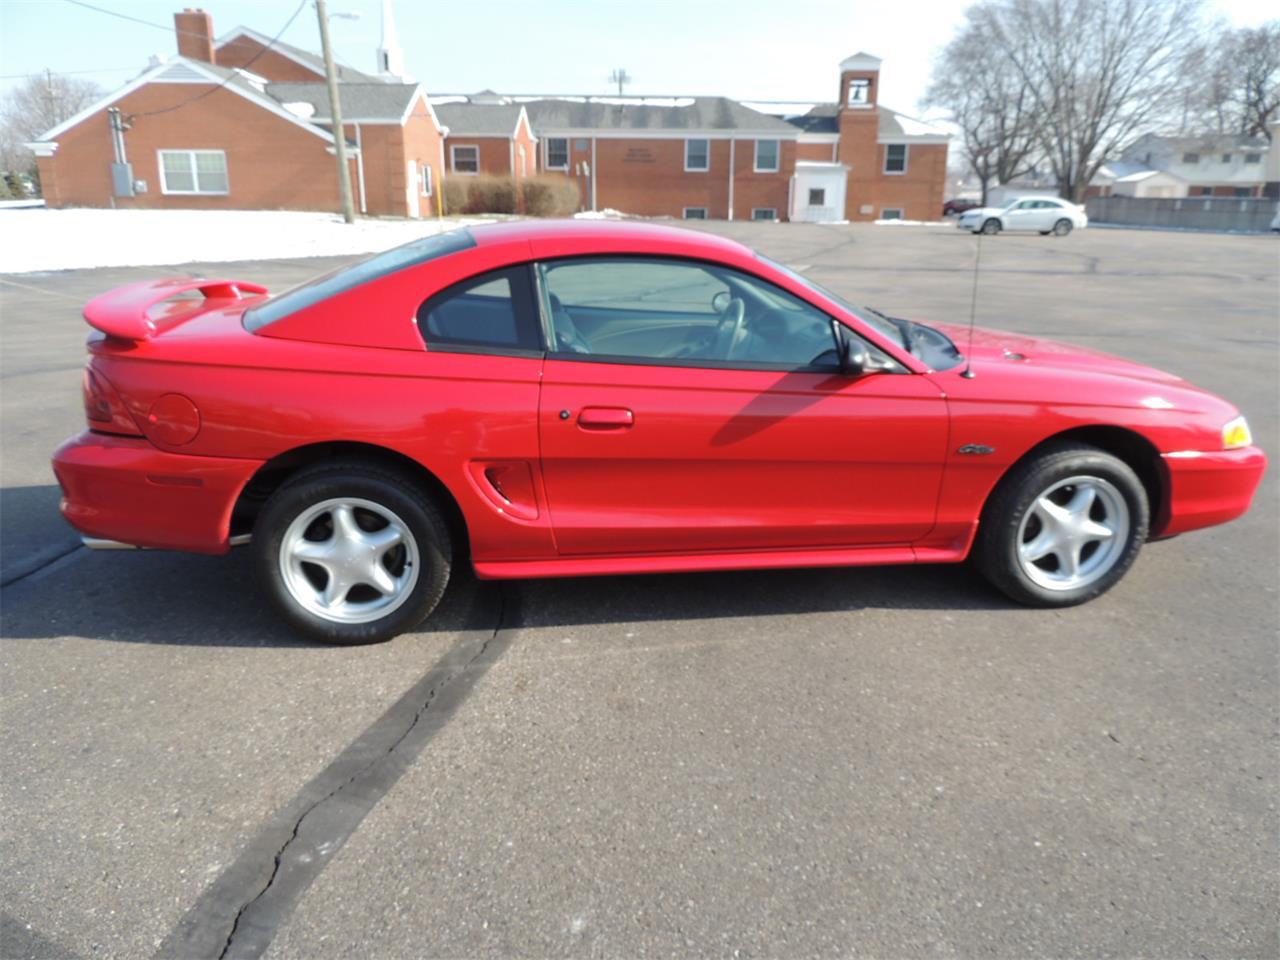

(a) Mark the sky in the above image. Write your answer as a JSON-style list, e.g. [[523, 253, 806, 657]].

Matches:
[[1, 0, 1276, 119]]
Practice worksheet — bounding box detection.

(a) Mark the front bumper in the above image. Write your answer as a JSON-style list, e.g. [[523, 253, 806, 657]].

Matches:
[[52, 431, 263, 554], [1158, 445, 1268, 537]]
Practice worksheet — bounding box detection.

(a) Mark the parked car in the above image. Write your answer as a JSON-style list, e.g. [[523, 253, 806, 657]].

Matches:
[[943, 198, 983, 216], [54, 221, 1265, 643], [958, 197, 1088, 235]]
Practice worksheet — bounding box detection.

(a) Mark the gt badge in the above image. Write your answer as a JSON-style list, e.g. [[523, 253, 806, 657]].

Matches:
[[958, 443, 996, 456]]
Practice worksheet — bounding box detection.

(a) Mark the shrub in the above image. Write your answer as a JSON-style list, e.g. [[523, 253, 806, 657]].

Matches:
[[442, 174, 518, 215], [3, 172, 28, 199], [521, 176, 580, 217], [442, 177, 469, 216], [0, 175, 12, 200], [465, 174, 518, 214]]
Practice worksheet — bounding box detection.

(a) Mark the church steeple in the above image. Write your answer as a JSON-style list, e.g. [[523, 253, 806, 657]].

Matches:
[[377, 0, 410, 81]]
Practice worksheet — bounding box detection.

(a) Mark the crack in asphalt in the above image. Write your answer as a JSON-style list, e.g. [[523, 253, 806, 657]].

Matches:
[[155, 582, 517, 960], [0, 541, 84, 588]]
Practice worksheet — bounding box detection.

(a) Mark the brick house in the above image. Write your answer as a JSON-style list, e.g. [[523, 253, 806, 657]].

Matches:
[[433, 98, 538, 179], [27, 9, 446, 218]]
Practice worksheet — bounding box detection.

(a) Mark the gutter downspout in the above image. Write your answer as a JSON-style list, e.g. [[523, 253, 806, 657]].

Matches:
[[727, 138, 735, 220], [590, 137, 598, 212], [354, 122, 367, 214]]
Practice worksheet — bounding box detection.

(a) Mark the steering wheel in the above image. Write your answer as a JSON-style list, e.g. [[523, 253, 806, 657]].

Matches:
[[711, 297, 746, 359]]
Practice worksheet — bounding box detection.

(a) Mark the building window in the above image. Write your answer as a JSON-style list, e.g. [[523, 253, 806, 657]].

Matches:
[[158, 150, 228, 195], [518, 144, 527, 177], [1221, 153, 1232, 163], [685, 138, 709, 172], [420, 162, 432, 197], [1182, 152, 1199, 163], [884, 143, 908, 174], [751, 208, 777, 221], [683, 207, 708, 220], [1196, 186, 1213, 196], [754, 139, 779, 172], [846, 78, 870, 106], [1234, 187, 1252, 197], [881, 208, 904, 220], [546, 137, 569, 170], [1244, 152, 1262, 163], [451, 145, 479, 174], [808, 187, 825, 206]]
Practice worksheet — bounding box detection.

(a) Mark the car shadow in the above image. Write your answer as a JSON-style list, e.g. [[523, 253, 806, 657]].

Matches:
[[0, 484, 80, 587], [0, 525, 1019, 646]]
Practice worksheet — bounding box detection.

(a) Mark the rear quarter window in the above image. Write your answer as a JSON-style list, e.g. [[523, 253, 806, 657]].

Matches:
[[416, 266, 542, 354], [244, 229, 476, 332]]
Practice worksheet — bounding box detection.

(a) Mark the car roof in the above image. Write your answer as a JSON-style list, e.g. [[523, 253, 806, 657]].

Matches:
[[467, 218, 754, 258]]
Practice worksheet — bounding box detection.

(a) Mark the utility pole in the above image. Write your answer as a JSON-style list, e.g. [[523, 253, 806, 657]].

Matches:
[[315, 0, 356, 223]]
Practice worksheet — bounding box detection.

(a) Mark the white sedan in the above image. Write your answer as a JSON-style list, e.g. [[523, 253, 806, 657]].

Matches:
[[957, 197, 1088, 236]]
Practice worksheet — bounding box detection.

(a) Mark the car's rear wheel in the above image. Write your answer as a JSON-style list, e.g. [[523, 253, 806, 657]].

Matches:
[[255, 462, 451, 644], [1053, 218, 1073, 236], [980, 218, 1001, 235], [976, 443, 1148, 607]]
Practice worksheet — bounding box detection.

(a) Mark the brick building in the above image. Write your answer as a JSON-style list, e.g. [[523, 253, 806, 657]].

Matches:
[[28, 7, 947, 223], [437, 53, 948, 222], [27, 9, 446, 219]]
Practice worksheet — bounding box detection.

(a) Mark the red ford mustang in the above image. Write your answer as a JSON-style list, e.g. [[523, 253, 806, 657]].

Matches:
[[53, 221, 1266, 643]]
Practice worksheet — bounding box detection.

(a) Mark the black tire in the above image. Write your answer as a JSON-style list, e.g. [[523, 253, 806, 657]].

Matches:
[[1052, 218, 1073, 236], [975, 443, 1149, 607], [254, 461, 452, 644], [980, 218, 1001, 235]]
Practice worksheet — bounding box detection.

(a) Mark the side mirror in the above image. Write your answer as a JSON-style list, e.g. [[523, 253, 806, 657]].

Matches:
[[832, 321, 868, 376]]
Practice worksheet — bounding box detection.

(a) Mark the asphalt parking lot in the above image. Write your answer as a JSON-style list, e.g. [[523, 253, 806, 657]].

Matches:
[[2, 221, 1277, 959]]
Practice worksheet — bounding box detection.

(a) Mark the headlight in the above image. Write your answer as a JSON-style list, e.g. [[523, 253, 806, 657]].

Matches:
[[1222, 415, 1252, 449]]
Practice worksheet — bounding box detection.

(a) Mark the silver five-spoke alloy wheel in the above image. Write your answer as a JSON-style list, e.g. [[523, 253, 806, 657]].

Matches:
[[1016, 475, 1129, 591], [279, 497, 420, 624]]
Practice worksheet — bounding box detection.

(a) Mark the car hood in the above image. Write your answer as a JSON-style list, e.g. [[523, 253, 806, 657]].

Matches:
[[927, 321, 1208, 391]]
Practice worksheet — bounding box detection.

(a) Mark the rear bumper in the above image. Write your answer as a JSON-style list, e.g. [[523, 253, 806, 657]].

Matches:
[[52, 431, 262, 554], [1158, 446, 1268, 537]]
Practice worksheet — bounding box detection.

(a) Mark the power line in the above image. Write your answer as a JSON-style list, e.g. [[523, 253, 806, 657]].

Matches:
[[61, 0, 218, 41], [0, 67, 139, 80], [125, 0, 308, 120]]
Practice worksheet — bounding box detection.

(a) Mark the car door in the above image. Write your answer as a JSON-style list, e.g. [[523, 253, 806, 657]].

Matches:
[[535, 256, 950, 556], [1002, 199, 1037, 230]]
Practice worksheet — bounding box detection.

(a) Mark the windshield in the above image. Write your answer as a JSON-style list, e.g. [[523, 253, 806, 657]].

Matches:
[[244, 229, 476, 331]]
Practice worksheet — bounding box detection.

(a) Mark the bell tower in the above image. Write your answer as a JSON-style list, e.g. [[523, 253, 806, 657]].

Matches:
[[835, 53, 883, 220]]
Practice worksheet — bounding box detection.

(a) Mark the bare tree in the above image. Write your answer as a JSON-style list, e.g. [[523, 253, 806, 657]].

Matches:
[[924, 14, 1043, 204], [971, 0, 1206, 202], [0, 71, 103, 177], [1196, 22, 1280, 141]]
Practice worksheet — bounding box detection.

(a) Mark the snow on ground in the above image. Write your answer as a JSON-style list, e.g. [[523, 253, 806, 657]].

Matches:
[[0, 208, 490, 274]]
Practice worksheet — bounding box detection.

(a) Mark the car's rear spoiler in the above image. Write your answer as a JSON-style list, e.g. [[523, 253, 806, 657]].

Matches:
[[83, 278, 269, 342]]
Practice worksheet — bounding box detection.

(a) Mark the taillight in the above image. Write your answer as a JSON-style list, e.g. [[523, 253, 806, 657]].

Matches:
[[83, 364, 142, 436]]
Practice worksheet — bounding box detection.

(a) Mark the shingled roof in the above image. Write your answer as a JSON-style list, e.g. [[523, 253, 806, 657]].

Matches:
[[521, 96, 798, 134], [433, 103, 525, 136], [265, 82, 421, 121]]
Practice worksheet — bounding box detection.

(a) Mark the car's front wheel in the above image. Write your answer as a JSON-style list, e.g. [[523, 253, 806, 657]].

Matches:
[[255, 462, 452, 644], [980, 218, 1001, 235], [976, 443, 1148, 607], [1053, 218, 1073, 236]]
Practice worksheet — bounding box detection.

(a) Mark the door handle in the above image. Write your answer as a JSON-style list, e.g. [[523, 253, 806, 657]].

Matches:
[[576, 406, 634, 430]]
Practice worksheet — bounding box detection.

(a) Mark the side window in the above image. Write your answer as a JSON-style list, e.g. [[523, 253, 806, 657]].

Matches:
[[416, 266, 541, 353], [539, 257, 845, 370]]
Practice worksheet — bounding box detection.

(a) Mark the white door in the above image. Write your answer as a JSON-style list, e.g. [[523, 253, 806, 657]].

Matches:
[[790, 165, 847, 222], [406, 160, 421, 219]]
